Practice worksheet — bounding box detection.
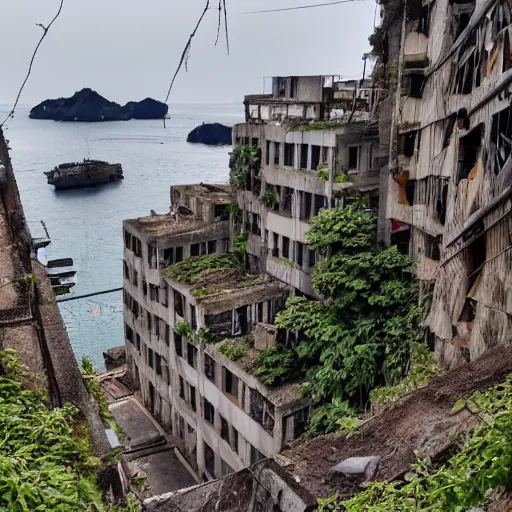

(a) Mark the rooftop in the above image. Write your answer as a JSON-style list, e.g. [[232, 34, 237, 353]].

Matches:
[[171, 183, 232, 204], [162, 254, 284, 311], [124, 213, 224, 241]]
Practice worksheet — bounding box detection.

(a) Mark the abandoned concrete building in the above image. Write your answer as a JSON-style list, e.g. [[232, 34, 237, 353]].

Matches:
[[232, 75, 385, 296], [123, 184, 310, 480], [376, 0, 512, 368]]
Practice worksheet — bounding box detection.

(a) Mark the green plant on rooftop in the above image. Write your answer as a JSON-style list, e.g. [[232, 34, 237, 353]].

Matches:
[[0, 349, 139, 511], [321, 376, 512, 511], [296, 122, 339, 131], [262, 187, 279, 206], [334, 172, 347, 183], [197, 327, 217, 345], [218, 339, 249, 361], [191, 287, 214, 297], [162, 254, 241, 285], [255, 203, 424, 436]]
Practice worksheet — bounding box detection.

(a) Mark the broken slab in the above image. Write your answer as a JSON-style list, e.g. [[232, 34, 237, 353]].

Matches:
[[331, 456, 381, 480]]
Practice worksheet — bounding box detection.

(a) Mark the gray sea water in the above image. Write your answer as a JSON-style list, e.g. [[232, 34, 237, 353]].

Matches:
[[1, 103, 242, 370]]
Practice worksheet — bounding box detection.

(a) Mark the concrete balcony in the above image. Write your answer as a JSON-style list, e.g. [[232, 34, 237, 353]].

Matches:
[[266, 257, 317, 297]]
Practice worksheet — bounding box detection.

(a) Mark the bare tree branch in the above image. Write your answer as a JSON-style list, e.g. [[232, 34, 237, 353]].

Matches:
[[215, 0, 222, 46], [222, 0, 230, 54], [164, 0, 211, 106], [1, 0, 64, 127]]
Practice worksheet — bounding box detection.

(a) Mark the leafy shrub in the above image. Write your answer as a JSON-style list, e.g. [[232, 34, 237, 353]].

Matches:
[[234, 233, 248, 267], [218, 339, 249, 361], [175, 322, 193, 338], [303, 400, 359, 440], [255, 344, 298, 387], [0, 350, 138, 511], [262, 187, 279, 206]]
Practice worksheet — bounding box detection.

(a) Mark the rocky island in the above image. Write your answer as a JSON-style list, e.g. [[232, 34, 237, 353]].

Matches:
[[30, 88, 168, 122], [187, 122, 232, 145]]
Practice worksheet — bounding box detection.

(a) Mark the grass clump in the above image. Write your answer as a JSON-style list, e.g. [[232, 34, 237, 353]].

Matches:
[[162, 254, 240, 285], [218, 339, 249, 361]]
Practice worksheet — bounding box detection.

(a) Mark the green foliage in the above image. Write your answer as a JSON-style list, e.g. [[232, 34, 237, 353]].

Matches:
[[230, 168, 247, 188], [334, 172, 347, 183], [317, 165, 330, 181], [81, 359, 118, 431], [0, 349, 138, 512], [229, 145, 259, 190], [175, 322, 193, 338], [191, 288, 214, 297], [271, 205, 424, 436], [196, 328, 216, 345], [296, 122, 339, 131], [370, 341, 441, 408], [255, 344, 298, 387], [227, 202, 239, 216], [234, 233, 248, 267], [339, 376, 512, 511], [262, 187, 280, 206], [303, 400, 359, 440], [306, 205, 376, 253], [218, 339, 249, 361], [162, 254, 241, 285]]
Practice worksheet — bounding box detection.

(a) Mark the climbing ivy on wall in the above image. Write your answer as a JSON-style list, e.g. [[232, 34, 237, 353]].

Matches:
[[255, 203, 424, 434], [229, 145, 259, 190]]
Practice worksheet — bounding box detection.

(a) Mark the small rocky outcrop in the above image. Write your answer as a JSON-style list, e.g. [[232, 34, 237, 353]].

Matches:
[[187, 122, 232, 145], [103, 346, 126, 371], [29, 88, 168, 122]]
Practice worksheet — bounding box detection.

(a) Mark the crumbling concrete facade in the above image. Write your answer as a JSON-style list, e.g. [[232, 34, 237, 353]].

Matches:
[[232, 75, 384, 295], [123, 184, 310, 481], [376, 0, 512, 367]]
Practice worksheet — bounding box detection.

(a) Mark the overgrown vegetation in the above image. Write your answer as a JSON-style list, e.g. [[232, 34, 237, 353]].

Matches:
[[317, 164, 330, 181], [296, 122, 339, 131], [81, 358, 121, 436], [229, 145, 259, 190], [254, 203, 424, 436], [262, 186, 279, 206], [174, 322, 193, 338], [162, 254, 241, 285], [218, 338, 250, 361], [319, 376, 512, 511], [234, 233, 248, 268], [0, 350, 138, 511]]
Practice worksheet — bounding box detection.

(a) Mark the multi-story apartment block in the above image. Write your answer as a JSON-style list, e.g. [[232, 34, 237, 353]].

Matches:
[[377, 0, 512, 367], [232, 75, 385, 296], [123, 184, 310, 480]]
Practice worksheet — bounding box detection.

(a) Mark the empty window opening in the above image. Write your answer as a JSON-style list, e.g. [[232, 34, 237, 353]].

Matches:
[[296, 242, 304, 267], [250, 389, 275, 435], [203, 398, 215, 424], [234, 306, 249, 335], [436, 182, 449, 225], [274, 142, 281, 165], [189, 384, 197, 411], [313, 194, 326, 216], [281, 187, 292, 215], [123, 261, 129, 279], [214, 204, 229, 220], [175, 333, 183, 357], [148, 244, 157, 269], [491, 107, 512, 175], [208, 240, 217, 254], [148, 348, 154, 369], [223, 369, 239, 405], [458, 124, 482, 182], [284, 143, 295, 167], [204, 442, 216, 477], [250, 445, 265, 465], [311, 145, 321, 170], [179, 376, 185, 399], [190, 305, 197, 330], [155, 353, 162, 376], [220, 416, 229, 442], [282, 236, 290, 260], [290, 77, 298, 98], [300, 144, 309, 169], [266, 140, 271, 166], [273, 233, 280, 258], [174, 290, 184, 318], [204, 354, 216, 381], [418, 3, 430, 35], [425, 235, 442, 261], [349, 146, 360, 169], [187, 343, 197, 369], [390, 221, 411, 255], [302, 192, 312, 220], [400, 131, 418, 158], [191, 243, 200, 257], [124, 231, 132, 250], [175, 247, 183, 263], [405, 72, 425, 98], [257, 302, 264, 323]]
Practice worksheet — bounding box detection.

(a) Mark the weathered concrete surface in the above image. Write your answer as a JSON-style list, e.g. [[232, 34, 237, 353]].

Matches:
[[110, 396, 163, 449]]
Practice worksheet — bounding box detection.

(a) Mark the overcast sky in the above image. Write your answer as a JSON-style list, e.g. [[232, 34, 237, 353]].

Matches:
[[0, 0, 377, 107]]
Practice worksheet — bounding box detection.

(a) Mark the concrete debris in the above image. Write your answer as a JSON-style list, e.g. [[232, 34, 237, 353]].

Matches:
[[330, 456, 381, 480]]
